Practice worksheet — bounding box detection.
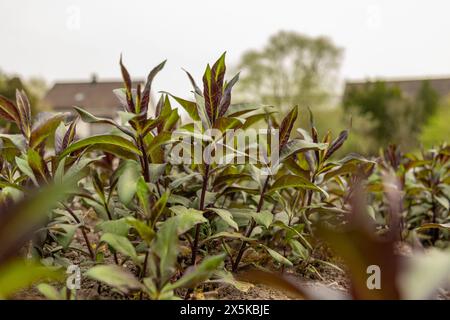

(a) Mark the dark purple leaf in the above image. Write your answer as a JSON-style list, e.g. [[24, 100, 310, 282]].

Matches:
[[0, 95, 20, 123], [182, 68, 202, 96], [218, 73, 239, 118], [15, 90, 31, 138], [279, 106, 298, 148], [119, 55, 135, 113], [324, 130, 349, 161], [141, 60, 166, 115]]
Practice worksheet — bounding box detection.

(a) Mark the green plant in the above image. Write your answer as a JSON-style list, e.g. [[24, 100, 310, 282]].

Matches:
[[241, 181, 450, 299], [0, 53, 448, 301]]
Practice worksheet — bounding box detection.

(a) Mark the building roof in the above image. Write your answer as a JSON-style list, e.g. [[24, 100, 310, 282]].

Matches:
[[44, 77, 144, 118], [344, 76, 450, 99]]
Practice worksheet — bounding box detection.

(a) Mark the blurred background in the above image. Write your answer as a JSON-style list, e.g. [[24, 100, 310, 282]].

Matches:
[[1, 0, 449, 155]]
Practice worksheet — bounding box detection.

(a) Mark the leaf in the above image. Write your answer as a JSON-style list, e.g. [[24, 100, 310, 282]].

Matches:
[[322, 153, 375, 181], [324, 130, 349, 161], [0, 177, 78, 264], [0, 259, 63, 299], [399, 248, 450, 299], [59, 134, 142, 159], [226, 103, 260, 117], [279, 106, 298, 147], [100, 233, 138, 263], [279, 139, 328, 163], [316, 222, 401, 299], [53, 223, 78, 249], [242, 113, 268, 129], [15, 90, 31, 137], [416, 223, 450, 231], [140, 60, 167, 114], [202, 232, 255, 243], [160, 105, 179, 133], [168, 206, 207, 234], [55, 120, 77, 155], [0, 134, 27, 152], [146, 132, 174, 163], [262, 245, 293, 267], [126, 217, 155, 244], [196, 190, 217, 208], [92, 171, 105, 203], [119, 55, 135, 113], [15, 156, 38, 186], [435, 195, 449, 210], [271, 220, 313, 250], [136, 177, 150, 216], [74, 107, 132, 137], [167, 94, 200, 122], [151, 190, 170, 223], [37, 283, 63, 300], [269, 174, 327, 197], [194, 92, 211, 128], [117, 160, 141, 207], [252, 210, 273, 229], [96, 218, 131, 237], [29, 113, 64, 149], [203, 53, 227, 123], [148, 163, 167, 183], [213, 117, 243, 132], [169, 172, 201, 189], [218, 73, 240, 118], [182, 68, 202, 96], [239, 269, 348, 299], [86, 265, 142, 294], [289, 239, 308, 259], [87, 143, 139, 160], [154, 217, 178, 283], [166, 254, 225, 290], [212, 270, 254, 292], [27, 149, 47, 182], [0, 95, 19, 123], [61, 156, 103, 182], [141, 118, 161, 136], [209, 208, 239, 231], [167, 194, 191, 207], [0, 180, 23, 191]]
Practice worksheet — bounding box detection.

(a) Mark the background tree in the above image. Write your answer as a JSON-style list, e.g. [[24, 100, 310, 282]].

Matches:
[[343, 80, 440, 152], [420, 98, 450, 148], [0, 70, 47, 132], [0, 70, 47, 108], [234, 31, 342, 112]]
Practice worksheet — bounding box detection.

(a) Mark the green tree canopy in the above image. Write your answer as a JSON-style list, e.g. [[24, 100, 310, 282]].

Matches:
[[0, 71, 47, 131], [343, 80, 439, 151]]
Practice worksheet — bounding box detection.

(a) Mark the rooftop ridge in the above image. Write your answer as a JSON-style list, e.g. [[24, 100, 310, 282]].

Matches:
[[50, 78, 146, 85], [346, 75, 450, 84]]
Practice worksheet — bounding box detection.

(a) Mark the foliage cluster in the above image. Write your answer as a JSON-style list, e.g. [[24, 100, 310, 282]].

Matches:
[[0, 54, 448, 300]]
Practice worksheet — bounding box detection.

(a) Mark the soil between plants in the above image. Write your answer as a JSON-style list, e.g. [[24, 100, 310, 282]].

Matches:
[[11, 209, 449, 300]]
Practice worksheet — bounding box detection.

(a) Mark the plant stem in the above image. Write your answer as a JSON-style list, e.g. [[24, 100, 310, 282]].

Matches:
[[134, 134, 153, 283], [431, 194, 438, 245], [137, 135, 151, 183], [104, 203, 113, 221], [232, 175, 270, 272], [103, 203, 119, 264], [63, 204, 95, 261], [190, 164, 210, 266], [303, 171, 317, 235], [185, 164, 210, 300], [141, 250, 149, 276]]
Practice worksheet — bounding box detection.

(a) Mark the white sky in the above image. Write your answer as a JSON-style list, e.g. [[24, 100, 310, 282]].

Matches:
[[1, 0, 450, 97]]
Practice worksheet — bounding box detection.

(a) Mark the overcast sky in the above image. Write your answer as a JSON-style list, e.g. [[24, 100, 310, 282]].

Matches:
[[1, 0, 450, 97]]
